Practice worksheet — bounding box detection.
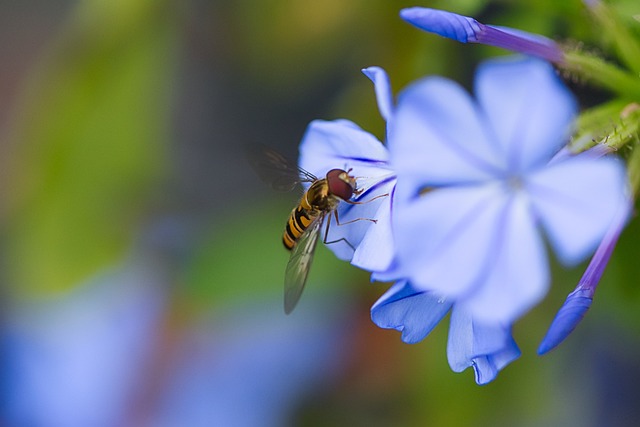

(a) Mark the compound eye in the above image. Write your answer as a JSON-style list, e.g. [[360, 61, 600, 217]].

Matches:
[[326, 169, 354, 200]]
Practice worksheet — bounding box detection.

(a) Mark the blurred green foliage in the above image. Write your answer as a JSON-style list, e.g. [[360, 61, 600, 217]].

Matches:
[[183, 200, 363, 311], [2, 0, 179, 295], [0, 0, 639, 425]]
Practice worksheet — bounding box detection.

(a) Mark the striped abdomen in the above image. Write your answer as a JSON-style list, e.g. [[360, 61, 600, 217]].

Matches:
[[283, 205, 320, 250]]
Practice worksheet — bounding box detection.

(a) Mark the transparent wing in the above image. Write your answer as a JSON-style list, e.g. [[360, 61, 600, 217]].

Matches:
[[247, 144, 317, 191], [284, 216, 324, 314]]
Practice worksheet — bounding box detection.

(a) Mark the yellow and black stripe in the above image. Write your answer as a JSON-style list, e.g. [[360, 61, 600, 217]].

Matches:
[[283, 205, 318, 250]]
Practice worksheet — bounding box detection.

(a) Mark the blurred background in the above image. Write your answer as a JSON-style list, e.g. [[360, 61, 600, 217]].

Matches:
[[0, 0, 639, 426]]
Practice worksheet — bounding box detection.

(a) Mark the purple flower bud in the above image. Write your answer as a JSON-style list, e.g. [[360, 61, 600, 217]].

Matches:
[[538, 203, 631, 354], [537, 288, 594, 355], [400, 7, 564, 63]]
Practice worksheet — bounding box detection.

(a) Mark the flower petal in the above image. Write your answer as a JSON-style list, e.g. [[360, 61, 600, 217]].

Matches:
[[393, 182, 509, 298], [475, 57, 577, 171], [327, 178, 395, 265], [297, 119, 395, 262], [299, 119, 390, 182], [362, 66, 394, 123], [526, 155, 629, 265], [391, 76, 504, 187], [351, 186, 395, 272], [447, 308, 520, 385], [370, 258, 403, 283], [470, 336, 521, 385], [458, 191, 549, 323], [371, 281, 452, 344]]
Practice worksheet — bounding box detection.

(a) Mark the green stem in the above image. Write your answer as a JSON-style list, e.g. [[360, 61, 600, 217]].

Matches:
[[586, 2, 640, 75], [618, 104, 640, 195], [563, 51, 640, 101]]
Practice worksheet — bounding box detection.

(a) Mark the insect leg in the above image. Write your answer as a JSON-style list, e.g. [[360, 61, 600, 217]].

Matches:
[[345, 192, 389, 204], [334, 205, 378, 226], [323, 211, 355, 250]]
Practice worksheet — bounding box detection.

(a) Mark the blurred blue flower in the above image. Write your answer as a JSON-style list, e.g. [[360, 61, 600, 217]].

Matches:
[[298, 67, 397, 272], [386, 57, 628, 324], [0, 255, 353, 427], [151, 297, 352, 427], [1, 262, 166, 427], [538, 202, 631, 354], [371, 281, 520, 385], [400, 7, 564, 63]]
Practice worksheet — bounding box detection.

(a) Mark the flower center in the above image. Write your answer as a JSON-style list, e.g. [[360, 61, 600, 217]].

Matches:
[[505, 175, 524, 192]]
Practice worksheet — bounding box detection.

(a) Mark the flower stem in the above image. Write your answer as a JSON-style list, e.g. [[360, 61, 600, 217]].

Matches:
[[563, 51, 640, 100], [585, 1, 640, 74]]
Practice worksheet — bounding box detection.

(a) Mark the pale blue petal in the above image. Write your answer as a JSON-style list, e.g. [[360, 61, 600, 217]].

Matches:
[[371, 281, 452, 344], [526, 155, 629, 265], [475, 57, 577, 172], [393, 182, 509, 298], [319, 217, 354, 262], [297, 119, 395, 262], [471, 335, 521, 385], [370, 259, 403, 283], [298, 119, 390, 181], [391, 76, 504, 187], [327, 178, 395, 264], [362, 66, 394, 123], [459, 191, 549, 323], [447, 308, 520, 385], [351, 187, 395, 272]]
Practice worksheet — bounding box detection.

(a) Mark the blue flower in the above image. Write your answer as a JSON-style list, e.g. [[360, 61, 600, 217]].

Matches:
[[538, 202, 631, 354], [298, 67, 397, 272], [385, 57, 629, 324], [1, 263, 166, 427], [371, 281, 520, 385], [400, 7, 564, 63]]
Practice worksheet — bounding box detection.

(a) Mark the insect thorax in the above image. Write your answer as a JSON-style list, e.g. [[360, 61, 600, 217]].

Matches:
[[304, 179, 341, 212]]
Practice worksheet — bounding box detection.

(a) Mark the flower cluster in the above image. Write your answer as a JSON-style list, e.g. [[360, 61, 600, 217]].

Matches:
[[295, 5, 636, 384]]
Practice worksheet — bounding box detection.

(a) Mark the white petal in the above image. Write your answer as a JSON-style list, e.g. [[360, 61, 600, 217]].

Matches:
[[394, 182, 509, 298], [526, 155, 629, 265], [475, 57, 577, 171], [459, 191, 549, 323], [391, 76, 504, 187]]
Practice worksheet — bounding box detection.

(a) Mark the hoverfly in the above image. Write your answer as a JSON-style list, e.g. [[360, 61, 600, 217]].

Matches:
[[249, 146, 380, 314]]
